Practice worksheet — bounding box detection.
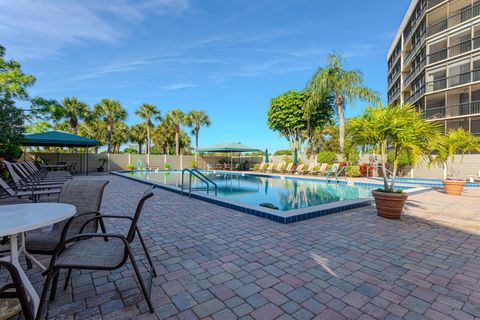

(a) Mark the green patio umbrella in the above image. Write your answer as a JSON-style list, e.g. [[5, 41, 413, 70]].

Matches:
[[265, 149, 269, 163], [293, 147, 299, 164]]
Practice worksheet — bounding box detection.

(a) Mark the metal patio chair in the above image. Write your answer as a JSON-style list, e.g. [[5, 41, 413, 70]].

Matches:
[[0, 261, 34, 320], [37, 186, 157, 317]]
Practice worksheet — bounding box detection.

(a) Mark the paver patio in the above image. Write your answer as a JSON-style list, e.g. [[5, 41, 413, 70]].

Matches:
[[2, 175, 480, 319]]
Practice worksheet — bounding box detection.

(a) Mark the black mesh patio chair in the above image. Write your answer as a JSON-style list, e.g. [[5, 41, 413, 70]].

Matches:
[[25, 180, 109, 267], [37, 187, 157, 317], [0, 261, 34, 320]]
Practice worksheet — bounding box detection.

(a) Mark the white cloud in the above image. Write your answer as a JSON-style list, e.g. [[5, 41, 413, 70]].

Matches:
[[161, 83, 198, 91], [0, 0, 190, 59]]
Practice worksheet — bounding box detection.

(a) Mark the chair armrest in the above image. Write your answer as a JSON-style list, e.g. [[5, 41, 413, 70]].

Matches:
[[59, 211, 102, 243], [79, 215, 133, 234]]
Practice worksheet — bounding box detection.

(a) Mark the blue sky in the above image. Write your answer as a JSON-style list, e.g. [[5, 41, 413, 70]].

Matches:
[[1, 0, 409, 151]]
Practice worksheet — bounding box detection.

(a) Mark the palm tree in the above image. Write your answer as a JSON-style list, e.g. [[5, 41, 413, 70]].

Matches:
[[153, 118, 175, 154], [53, 97, 90, 135], [308, 53, 379, 152], [130, 124, 147, 154], [166, 109, 187, 155], [93, 99, 127, 153], [135, 103, 161, 154], [348, 103, 440, 191], [186, 109, 211, 150]]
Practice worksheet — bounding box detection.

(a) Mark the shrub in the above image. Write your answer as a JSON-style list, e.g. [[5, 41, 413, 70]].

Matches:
[[359, 163, 374, 177], [253, 164, 260, 171], [190, 159, 197, 168], [317, 151, 337, 164], [0, 144, 22, 162], [127, 163, 135, 170], [274, 149, 292, 156], [346, 166, 361, 177], [164, 163, 172, 170]]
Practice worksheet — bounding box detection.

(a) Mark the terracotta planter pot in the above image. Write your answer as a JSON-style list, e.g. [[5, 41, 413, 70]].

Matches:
[[372, 190, 408, 219], [442, 179, 465, 196]]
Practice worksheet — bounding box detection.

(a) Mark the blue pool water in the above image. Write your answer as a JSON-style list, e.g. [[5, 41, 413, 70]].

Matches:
[[125, 170, 378, 211]]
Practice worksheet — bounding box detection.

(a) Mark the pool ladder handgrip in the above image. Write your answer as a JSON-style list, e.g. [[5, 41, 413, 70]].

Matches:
[[181, 168, 218, 197]]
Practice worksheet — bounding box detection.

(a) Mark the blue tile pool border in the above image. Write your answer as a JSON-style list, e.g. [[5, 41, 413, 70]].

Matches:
[[368, 177, 480, 188], [112, 170, 425, 224]]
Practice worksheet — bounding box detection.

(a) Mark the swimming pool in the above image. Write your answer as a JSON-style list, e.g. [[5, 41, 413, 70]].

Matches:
[[114, 170, 416, 223]]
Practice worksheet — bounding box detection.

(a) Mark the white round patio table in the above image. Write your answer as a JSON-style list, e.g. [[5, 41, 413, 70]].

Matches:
[[0, 203, 76, 317]]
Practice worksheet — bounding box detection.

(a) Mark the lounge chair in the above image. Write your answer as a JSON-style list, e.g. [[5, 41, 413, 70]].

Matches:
[[272, 163, 284, 173], [0, 261, 34, 320], [317, 163, 328, 175], [37, 187, 157, 317], [282, 163, 294, 174], [252, 162, 266, 172], [264, 163, 275, 172], [20, 162, 71, 181], [0, 176, 60, 202], [2, 161, 65, 191], [302, 163, 317, 175], [294, 163, 305, 174]]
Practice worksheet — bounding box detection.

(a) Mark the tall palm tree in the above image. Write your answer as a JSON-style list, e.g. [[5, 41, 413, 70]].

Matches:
[[308, 53, 379, 152], [135, 103, 161, 154], [53, 97, 90, 135], [186, 109, 211, 150], [153, 118, 175, 154], [166, 109, 187, 155], [93, 99, 127, 153], [130, 123, 147, 154]]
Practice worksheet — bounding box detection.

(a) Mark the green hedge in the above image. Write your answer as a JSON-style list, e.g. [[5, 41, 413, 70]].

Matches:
[[317, 151, 337, 164], [346, 166, 361, 177]]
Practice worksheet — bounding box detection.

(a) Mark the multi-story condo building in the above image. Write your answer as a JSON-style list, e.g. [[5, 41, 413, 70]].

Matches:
[[388, 0, 480, 135]]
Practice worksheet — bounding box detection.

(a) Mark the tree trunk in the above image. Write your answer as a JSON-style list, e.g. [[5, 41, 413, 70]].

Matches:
[[166, 142, 170, 155], [146, 119, 151, 154], [196, 129, 199, 150], [175, 130, 180, 155], [336, 94, 345, 153], [138, 143, 142, 154], [73, 125, 78, 153], [107, 119, 112, 154], [380, 142, 388, 190]]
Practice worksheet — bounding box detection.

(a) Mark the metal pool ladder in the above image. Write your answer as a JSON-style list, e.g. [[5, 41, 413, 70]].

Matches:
[[181, 168, 218, 198]]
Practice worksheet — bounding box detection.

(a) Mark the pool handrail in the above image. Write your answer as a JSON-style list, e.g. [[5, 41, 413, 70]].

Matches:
[[335, 165, 347, 181], [325, 164, 338, 181], [181, 168, 218, 197], [191, 169, 218, 196]]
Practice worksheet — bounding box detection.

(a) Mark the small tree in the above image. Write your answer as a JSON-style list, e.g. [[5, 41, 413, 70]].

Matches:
[[349, 103, 440, 191], [430, 128, 480, 179]]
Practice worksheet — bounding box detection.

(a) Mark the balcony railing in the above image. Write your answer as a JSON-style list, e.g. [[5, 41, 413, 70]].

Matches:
[[449, 39, 472, 57], [404, 32, 426, 65], [426, 69, 480, 93], [425, 100, 480, 119], [427, 3, 480, 37], [428, 0, 445, 10], [403, 58, 426, 87], [406, 86, 426, 104], [428, 47, 448, 64]]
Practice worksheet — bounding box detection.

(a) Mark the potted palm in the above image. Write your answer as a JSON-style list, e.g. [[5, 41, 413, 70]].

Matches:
[[349, 103, 440, 219], [430, 128, 480, 196], [97, 157, 108, 172]]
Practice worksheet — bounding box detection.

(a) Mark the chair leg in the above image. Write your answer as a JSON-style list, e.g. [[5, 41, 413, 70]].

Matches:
[[63, 269, 72, 290], [49, 270, 60, 301], [26, 256, 33, 269], [127, 249, 154, 313], [37, 269, 54, 320], [99, 218, 108, 242], [7, 264, 34, 320], [136, 228, 157, 277]]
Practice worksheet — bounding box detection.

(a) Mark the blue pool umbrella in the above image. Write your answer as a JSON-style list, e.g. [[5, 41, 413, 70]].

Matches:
[[265, 149, 269, 163], [294, 148, 299, 164]]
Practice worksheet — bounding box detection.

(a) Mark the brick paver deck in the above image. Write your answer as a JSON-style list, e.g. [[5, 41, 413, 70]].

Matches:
[[3, 175, 480, 319]]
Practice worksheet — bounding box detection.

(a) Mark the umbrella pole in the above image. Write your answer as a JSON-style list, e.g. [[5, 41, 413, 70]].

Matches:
[[86, 147, 89, 176]]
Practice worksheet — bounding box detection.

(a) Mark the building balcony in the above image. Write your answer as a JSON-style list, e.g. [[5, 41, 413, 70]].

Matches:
[[428, 0, 446, 10], [403, 59, 426, 87], [425, 100, 480, 119], [406, 86, 426, 104], [427, 2, 480, 37], [428, 36, 480, 64], [426, 69, 480, 93]]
